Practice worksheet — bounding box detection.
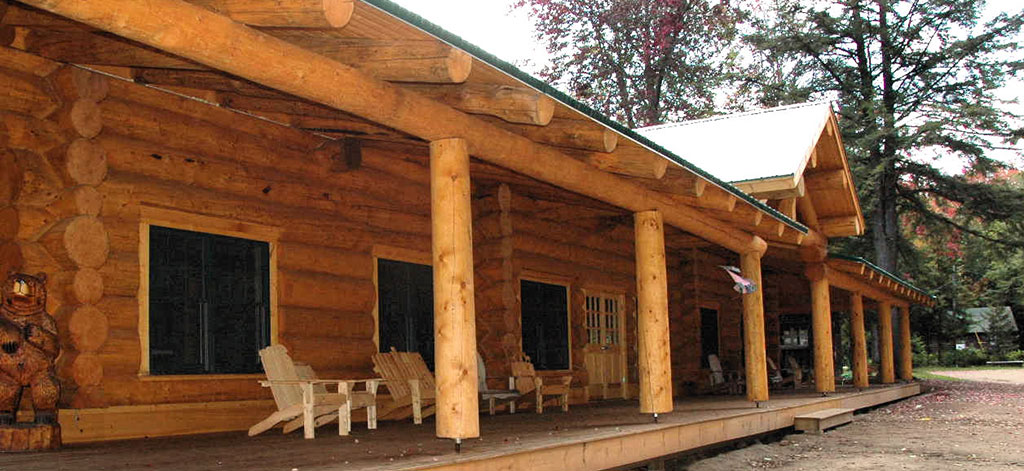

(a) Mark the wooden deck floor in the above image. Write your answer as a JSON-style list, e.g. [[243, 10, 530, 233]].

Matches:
[[2, 384, 919, 471]]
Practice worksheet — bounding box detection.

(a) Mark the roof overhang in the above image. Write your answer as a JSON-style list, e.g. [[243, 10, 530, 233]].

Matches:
[[827, 255, 934, 307]]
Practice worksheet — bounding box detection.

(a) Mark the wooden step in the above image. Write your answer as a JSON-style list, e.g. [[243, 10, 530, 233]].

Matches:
[[793, 408, 854, 434]]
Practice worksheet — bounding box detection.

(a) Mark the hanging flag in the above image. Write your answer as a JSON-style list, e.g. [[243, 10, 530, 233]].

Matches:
[[720, 265, 757, 294]]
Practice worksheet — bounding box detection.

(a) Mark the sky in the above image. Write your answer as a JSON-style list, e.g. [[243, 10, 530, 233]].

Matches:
[[390, 0, 1023, 173]]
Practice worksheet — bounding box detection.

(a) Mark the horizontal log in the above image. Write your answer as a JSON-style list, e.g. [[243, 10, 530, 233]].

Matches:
[[130, 69, 287, 99], [0, 33, 62, 76], [39, 215, 109, 269], [0, 64, 60, 117], [819, 215, 862, 237], [627, 166, 706, 197], [267, 34, 471, 84], [101, 215, 140, 252], [278, 270, 375, 313], [49, 65, 109, 102], [0, 206, 16, 240], [15, 149, 64, 206], [401, 83, 554, 125], [95, 295, 139, 331], [0, 3, 83, 30], [278, 306, 374, 340], [805, 169, 849, 193], [10, 28, 204, 70], [97, 252, 139, 298], [0, 112, 65, 154], [277, 243, 372, 280], [484, 117, 618, 153], [0, 242, 20, 279], [13, 205, 55, 241], [0, 149, 24, 205], [281, 336, 376, 370], [516, 233, 636, 276], [188, 0, 354, 28], [577, 145, 668, 179], [68, 303, 109, 353]]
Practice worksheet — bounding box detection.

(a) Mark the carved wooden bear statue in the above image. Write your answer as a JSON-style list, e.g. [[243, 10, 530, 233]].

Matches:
[[0, 272, 61, 427]]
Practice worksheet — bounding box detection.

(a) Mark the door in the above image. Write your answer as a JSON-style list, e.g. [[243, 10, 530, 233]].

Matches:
[[583, 292, 627, 399], [377, 259, 435, 370]]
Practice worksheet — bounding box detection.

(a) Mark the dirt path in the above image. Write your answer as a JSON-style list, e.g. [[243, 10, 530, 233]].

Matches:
[[679, 380, 1024, 470], [931, 368, 1024, 384]]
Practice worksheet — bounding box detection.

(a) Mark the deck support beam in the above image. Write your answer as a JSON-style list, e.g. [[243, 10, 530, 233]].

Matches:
[[878, 301, 896, 384], [634, 210, 673, 414], [740, 251, 769, 403], [430, 138, 480, 440], [850, 292, 869, 389], [806, 263, 835, 393], [898, 304, 913, 381]]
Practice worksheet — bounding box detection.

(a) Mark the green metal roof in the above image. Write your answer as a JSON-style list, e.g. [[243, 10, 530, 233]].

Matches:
[[829, 254, 934, 301], [360, 0, 808, 234]]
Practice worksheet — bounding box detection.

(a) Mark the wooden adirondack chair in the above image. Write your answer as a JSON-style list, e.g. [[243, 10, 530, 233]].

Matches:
[[768, 357, 796, 389], [510, 352, 572, 413], [707, 354, 743, 394], [371, 348, 437, 424], [478, 352, 519, 415], [786, 356, 806, 388], [249, 345, 380, 439]]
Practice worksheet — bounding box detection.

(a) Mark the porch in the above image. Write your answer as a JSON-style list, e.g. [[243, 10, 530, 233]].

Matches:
[[10, 384, 919, 471]]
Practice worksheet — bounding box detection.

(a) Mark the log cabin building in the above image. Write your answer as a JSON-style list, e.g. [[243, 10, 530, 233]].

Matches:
[[0, 0, 932, 464]]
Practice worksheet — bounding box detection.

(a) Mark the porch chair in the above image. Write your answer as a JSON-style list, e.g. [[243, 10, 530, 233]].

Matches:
[[768, 357, 795, 389], [371, 348, 437, 424], [510, 352, 572, 413], [707, 354, 744, 394], [249, 345, 380, 439], [785, 356, 806, 388], [477, 352, 520, 415]]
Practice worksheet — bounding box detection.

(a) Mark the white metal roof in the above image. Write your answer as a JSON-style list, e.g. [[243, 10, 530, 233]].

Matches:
[[637, 101, 834, 184]]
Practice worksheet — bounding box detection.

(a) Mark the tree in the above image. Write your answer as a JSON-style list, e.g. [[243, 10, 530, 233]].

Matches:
[[743, 0, 1024, 272], [512, 0, 741, 127]]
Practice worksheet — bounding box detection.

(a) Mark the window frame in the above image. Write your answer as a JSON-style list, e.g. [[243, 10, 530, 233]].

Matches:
[[518, 272, 572, 372], [138, 206, 281, 379], [371, 245, 432, 351]]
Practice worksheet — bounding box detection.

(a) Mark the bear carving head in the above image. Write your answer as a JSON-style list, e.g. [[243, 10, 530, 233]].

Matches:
[[1, 272, 48, 316]]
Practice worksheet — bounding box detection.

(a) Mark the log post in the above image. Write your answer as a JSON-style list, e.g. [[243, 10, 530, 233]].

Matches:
[[806, 263, 835, 393], [430, 138, 479, 442], [898, 304, 913, 381], [878, 300, 896, 384], [740, 251, 768, 403], [634, 210, 673, 415], [850, 292, 869, 389]]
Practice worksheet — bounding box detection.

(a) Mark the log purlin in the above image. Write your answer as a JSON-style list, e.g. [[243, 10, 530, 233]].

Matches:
[[17, 0, 767, 255]]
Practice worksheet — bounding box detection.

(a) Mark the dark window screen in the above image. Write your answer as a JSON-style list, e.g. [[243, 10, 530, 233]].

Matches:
[[149, 226, 270, 375], [377, 259, 434, 370], [520, 280, 569, 370], [700, 307, 719, 368]]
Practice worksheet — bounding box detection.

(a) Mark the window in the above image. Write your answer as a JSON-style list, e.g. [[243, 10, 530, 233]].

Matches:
[[149, 226, 270, 375], [699, 307, 719, 368], [377, 259, 434, 370], [585, 294, 622, 347], [521, 280, 569, 370]]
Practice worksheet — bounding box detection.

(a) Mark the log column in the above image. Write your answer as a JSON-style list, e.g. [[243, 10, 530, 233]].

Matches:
[[634, 210, 673, 415], [898, 304, 913, 381], [806, 263, 835, 393], [878, 301, 896, 384], [740, 251, 768, 403], [850, 292, 869, 389], [430, 138, 479, 442]]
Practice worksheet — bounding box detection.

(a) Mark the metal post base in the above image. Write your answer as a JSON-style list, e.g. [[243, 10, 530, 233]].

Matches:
[[653, 413, 659, 424], [454, 438, 461, 453]]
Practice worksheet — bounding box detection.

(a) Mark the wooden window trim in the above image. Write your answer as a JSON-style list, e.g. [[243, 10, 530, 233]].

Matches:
[[371, 245, 431, 349], [137, 205, 281, 378], [518, 273, 572, 372]]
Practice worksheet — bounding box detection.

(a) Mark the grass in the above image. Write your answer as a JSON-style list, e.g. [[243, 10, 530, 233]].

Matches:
[[914, 365, 1022, 381]]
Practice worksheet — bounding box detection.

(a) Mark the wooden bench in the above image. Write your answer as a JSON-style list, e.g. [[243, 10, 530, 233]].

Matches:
[[985, 360, 1024, 367], [794, 408, 854, 434]]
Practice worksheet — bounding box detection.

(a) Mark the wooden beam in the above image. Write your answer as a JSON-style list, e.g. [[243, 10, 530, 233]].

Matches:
[[733, 175, 804, 200], [795, 193, 819, 229], [577, 145, 669, 179], [806, 263, 835, 393], [268, 34, 471, 84], [805, 169, 848, 193], [669, 186, 737, 213], [849, 292, 869, 389], [402, 83, 552, 125], [430, 138, 480, 440], [131, 69, 286, 98], [776, 198, 797, 220], [629, 167, 705, 197], [740, 252, 768, 403], [485, 117, 618, 153], [188, 0, 354, 28], [878, 301, 896, 384], [24, 0, 764, 255], [634, 210, 673, 414], [819, 215, 862, 237], [8, 28, 204, 69]]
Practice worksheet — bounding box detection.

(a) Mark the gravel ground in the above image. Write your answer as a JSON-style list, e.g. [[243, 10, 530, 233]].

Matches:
[[675, 379, 1024, 470]]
